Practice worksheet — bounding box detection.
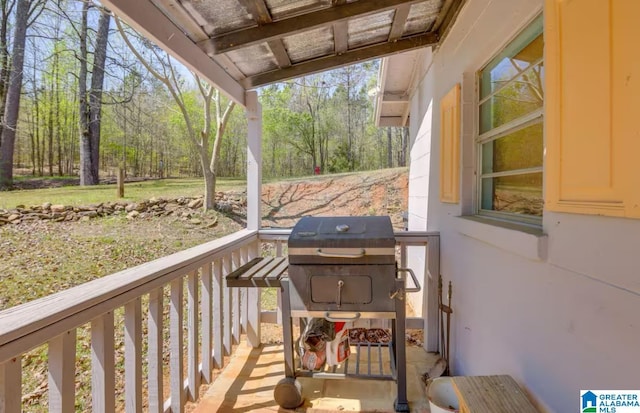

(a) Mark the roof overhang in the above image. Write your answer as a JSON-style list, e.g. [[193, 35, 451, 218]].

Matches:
[[100, 0, 465, 108], [374, 48, 430, 127], [375, 0, 464, 127]]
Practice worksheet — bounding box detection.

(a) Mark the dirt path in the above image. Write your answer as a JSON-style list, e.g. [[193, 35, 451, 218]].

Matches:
[[261, 168, 408, 229]]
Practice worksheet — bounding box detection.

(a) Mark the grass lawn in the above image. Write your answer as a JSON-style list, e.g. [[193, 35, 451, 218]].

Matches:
[[0, 177, 247, 209]]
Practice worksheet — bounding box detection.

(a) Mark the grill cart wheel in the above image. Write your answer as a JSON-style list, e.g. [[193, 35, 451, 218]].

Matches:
[[274, 377, 303, 409]]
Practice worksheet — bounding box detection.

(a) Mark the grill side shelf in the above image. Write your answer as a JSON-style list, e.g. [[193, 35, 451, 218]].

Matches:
[[225, 256, 289, 288]]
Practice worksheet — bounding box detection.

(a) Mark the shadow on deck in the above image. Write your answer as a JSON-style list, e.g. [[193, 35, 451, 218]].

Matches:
[[194, 342, 438, 412]]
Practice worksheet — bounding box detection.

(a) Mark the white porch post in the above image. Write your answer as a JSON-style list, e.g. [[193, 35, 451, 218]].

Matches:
[[246, 90, 262, 231], [245, 90, 262, 348]]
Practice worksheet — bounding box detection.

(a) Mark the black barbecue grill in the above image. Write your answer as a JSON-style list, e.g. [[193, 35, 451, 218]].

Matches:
[[226, 215, 420, 412]]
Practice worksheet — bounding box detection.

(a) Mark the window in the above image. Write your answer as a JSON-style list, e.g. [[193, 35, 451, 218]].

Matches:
[[477, 15, 544, 225]]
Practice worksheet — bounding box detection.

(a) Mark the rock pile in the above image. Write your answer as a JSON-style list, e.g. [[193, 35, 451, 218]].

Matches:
[[0, 192, 246, 226]]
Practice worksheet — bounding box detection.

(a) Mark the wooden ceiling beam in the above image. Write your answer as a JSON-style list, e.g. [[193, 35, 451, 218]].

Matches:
[[237, 0, 272, 25], [213, 54, 247, 79], [199, 0, 424, 55], [236, 0, 291, 69], [431, 0, 454, 33], [179, 0, 216, 35], [388, 4, 411, 41], [172, 0, 246, 79], [242, 31, 438, 88], [333, 21, 348, 55], [435, 0, 466, 41], [267, 39, 292, 68]]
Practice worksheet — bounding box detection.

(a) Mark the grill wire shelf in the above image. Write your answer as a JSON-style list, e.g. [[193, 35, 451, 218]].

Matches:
[[296, 341, 397, 381]]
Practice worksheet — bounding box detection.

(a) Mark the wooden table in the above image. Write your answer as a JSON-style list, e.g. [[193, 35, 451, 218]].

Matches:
[[450, 375, 540, 413]]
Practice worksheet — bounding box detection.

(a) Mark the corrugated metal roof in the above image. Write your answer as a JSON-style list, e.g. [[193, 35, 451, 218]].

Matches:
[[283, 26, 335, 64], [404, 0, 441, 35], [348, 10, 394, 49], [134, 0, 465, 89], [225, 43, 279, 76], [266, 0, 331, 20], [188, 0, 255, 35]]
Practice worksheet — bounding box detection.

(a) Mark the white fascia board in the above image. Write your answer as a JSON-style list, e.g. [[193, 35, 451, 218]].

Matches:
[[102, 0, 246, 106], [374, 57, 390, 127]]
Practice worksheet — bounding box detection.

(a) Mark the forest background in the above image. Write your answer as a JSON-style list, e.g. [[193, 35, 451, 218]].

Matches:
[[0, 0, 409, 194]]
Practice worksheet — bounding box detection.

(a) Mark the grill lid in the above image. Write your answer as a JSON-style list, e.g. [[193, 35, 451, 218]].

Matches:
[[288, 216, 396, 264]]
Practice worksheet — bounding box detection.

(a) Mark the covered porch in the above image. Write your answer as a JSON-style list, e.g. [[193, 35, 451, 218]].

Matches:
[[1, 0, 460, 411], [0, 226, 440, 412]]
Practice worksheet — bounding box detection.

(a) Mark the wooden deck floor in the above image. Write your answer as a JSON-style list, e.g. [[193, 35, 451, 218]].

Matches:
[[193, 342, 440, 412]]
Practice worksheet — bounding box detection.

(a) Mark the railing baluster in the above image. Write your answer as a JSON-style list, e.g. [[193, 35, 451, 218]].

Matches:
[[124, 298, 142, 413], [170, 278, 185, 413], [0, 230, 263, 413], [48, 329, 76, 413], [275, 240, 283, 324], [213, 260, 224, 368], [147, 288, 163, 413], [91, 312, 115, 413], [187, 270, 200, 401], [0, 356, 21, 413], [247, 241, 262, 348], [201, 263, 213, 382], [222, 256, 232, 356], [231, 251, 241, 344], [240, 246, 249, 335]]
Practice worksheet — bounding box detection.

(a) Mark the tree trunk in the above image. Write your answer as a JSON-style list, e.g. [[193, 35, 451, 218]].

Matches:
[[399, 127, 408, 167], [203, 167, 216, 210], [79, 4, 110, 185], [47, 77, 54, 176], [78, 1, 91, 184], [35, 88, 42, 175], [387, 127, 393, 168], [0, 0, 29, 189], [88, 8, 110, 182], [55, 52, 62, 176], [0, 0, 13, 136], [208, 94, 235, 210]]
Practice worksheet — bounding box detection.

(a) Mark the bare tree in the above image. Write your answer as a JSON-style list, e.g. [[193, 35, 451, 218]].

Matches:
[[0, 0, 31, 188], [116, 17, 235, 210], [0, 0, 15, 132], [78, 2, 110, 185]]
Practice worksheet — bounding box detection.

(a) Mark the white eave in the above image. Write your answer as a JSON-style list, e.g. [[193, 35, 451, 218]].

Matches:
[[374, 47, 431, 127]]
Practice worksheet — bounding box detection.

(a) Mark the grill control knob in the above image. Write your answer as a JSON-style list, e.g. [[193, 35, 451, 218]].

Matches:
[[336, 224, 350, 232]]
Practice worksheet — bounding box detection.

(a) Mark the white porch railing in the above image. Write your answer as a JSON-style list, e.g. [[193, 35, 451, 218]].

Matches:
[[0, 228, 439, 412]]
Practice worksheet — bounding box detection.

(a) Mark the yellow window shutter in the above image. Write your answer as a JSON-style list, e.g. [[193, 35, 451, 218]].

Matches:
[[545, 0, 640, 218], [440, 83, 461, 204]]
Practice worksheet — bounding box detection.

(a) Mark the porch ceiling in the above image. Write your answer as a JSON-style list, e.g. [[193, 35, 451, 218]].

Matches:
[[101, 0, 465, 104], [374, 48, 429, 127]]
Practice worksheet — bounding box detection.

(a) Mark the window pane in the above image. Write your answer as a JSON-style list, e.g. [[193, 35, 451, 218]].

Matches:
[[480, 18, 543, 99], [479, 62, 544, 133], [481, 172, 543, 216], [481, 122, 543, 174]]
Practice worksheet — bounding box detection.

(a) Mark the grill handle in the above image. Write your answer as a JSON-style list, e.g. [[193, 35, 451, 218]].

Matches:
[[398, 267, 421, 293], [324, 312, 361, 323], [316, 248, 365, 258]]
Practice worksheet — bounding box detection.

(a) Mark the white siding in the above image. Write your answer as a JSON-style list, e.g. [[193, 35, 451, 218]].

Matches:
[[408, 0, 640, 412], [406, 52, 434, 315]]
